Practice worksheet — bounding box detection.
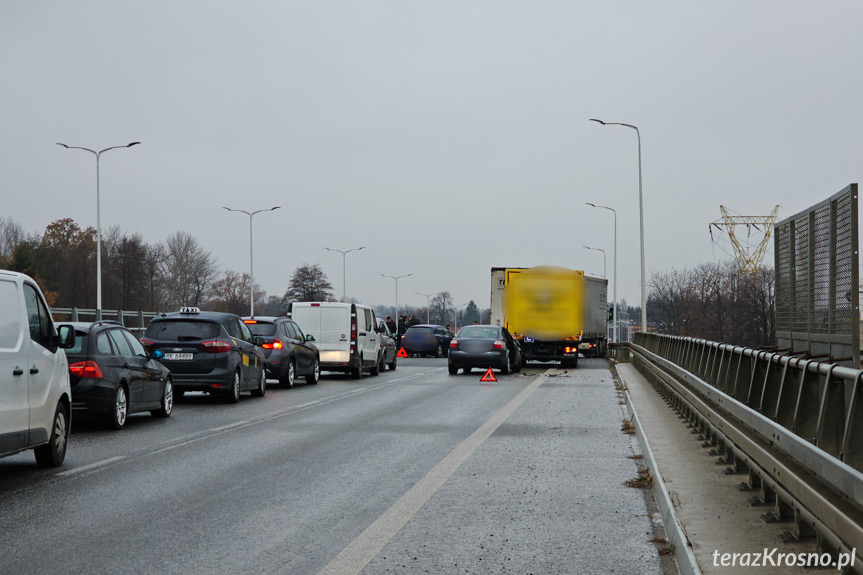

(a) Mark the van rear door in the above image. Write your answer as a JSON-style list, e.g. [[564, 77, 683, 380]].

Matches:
[[0, 277, 28, 454]]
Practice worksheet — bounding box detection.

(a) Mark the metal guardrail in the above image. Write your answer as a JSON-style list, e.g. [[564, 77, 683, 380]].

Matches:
[[50, 307, 159, 334], [631, 332, 863, 569]]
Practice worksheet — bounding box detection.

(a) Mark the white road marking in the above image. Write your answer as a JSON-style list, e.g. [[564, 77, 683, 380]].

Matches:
[[317, 370, 548, 575], [56, 456, 126, 477]]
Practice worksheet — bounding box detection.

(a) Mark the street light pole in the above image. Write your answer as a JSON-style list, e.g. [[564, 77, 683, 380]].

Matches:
[[582, 245, 607, 278], [587, 203, 618, 343], [415, 291, 440, 324], [381, 273, 412, 326], [56, 141, 140, 312], [590, 119, 646, 332], [223, 206, 280, 316], [324, 246, 366, 302]]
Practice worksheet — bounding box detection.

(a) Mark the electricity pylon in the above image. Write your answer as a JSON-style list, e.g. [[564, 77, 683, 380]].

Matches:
[[709, 205, 780, 273]]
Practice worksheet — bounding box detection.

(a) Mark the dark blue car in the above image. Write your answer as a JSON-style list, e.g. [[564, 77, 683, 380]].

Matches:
[[400, 324, 454, 357]]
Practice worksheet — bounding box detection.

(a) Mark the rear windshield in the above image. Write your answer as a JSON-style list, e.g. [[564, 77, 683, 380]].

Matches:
[[457, 326, 500, 339], [145, 320, 219, 340], [65, 329, 89, 355], [405, 326, 433, 334], [246, 323, 276, 336]]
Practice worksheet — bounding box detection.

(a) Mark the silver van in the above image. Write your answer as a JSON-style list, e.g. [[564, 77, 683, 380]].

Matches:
[[287, 302, 381, 379], [0, 271, 76, 466]]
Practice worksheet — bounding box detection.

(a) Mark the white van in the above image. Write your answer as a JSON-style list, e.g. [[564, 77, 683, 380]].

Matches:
[[287, 302, 381, 379], [0, 271, 76, 466]]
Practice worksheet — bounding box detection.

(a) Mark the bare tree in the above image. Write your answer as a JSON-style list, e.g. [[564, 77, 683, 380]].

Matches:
[[207, 270, 266, 316], [283, 263, 333, 303], [431, 291, 453, 325], [160, 231, 218, 309], [0, 216, 26, 266]]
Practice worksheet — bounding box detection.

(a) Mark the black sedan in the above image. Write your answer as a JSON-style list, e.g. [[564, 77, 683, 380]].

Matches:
[[62, 321, 173, 430], [401, 324, 454, 357], [376, 319, 397, 371], [447, 325, 523, 375], [243, 317, 320, 388]]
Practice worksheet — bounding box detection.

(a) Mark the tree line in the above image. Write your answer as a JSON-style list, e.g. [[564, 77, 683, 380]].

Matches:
[[0, 217, 489, 324], [646, 262, 775, 348]]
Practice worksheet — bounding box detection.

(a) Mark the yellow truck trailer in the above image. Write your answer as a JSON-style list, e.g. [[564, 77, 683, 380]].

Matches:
[[490, 266, 608, 368]]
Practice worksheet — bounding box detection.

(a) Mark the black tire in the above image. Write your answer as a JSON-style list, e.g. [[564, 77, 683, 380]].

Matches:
[[448, 362, 458, 375], [106, 385, 128, 430], [370, 353, 381, 376], [387, 355, 397, 371], [225, 370, 241, 403], [501, 352, 511, 375], [35, 402, 69, 468], [351, 361, 362, 379], [151, 377, 174, 418], [463, 367, 472, 374], [306, 358, 320, 385], [280, 360, 296, 389], [435, 344, 444, 358], [250, 368, 267, 397]]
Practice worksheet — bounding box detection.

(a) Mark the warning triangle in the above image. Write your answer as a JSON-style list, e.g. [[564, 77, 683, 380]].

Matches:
[[397, 347, 408, 358], [479, 367, 498, 382]]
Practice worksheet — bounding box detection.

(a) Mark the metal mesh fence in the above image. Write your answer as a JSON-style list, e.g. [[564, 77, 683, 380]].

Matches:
[[774, 184, 859, 367]]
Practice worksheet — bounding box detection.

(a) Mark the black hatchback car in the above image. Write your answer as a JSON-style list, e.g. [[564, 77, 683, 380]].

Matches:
[[61, 321, 173, 430], [141, 308, 267, 403], [242, 317, 320, 388]]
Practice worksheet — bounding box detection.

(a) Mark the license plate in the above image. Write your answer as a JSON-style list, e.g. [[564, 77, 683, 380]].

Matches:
[[165, 353, 193, 360]]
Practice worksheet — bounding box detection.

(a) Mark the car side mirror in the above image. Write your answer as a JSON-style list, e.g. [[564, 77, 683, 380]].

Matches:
[[150, 349, 165, 360], [305, 334, 315, 342], [57, 325, 76, 349], [253, 336, 266, 346]]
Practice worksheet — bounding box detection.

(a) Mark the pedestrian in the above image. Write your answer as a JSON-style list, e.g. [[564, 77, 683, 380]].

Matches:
[[386, 315, 396, 336]]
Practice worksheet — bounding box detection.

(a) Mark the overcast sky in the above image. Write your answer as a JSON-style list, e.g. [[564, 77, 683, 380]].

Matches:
[[3, 1, 861, 311]]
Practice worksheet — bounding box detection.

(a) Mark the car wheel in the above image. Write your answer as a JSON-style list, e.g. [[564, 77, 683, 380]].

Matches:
[[225, 370, 241, 403], [435, 344, 443, 358], [251, 369, 267, 397], [448, 362, 458, 375], [280, 361, 296, 389], [371, 353, 381, 376], [306, 358, 320, 385], [388, 355, 397, 371], [351, 361, 363, 380], [463, 367, 472, 374], [501, 352, 511, 375], [151, 377, 174, 418], [107, 385, 128, 430], [34, 402, 68, 468]]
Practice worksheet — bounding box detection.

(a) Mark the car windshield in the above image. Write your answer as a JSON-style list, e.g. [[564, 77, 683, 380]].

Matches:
[[406, 326, 433, 334], [458, 326, 500, 339], [65, 329, 89, 355], [144, 320, 219, 340], [246, 323, 276, 336]]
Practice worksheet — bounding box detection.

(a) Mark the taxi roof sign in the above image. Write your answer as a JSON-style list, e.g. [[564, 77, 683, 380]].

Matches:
[[179, 306, 200, 314]]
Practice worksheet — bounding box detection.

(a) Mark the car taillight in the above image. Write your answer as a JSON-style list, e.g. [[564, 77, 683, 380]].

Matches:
[[69, 361, 103, 379], [262, 340, 283, 350], [140, 338, 155, 351], [493, 340, 504, 350], [202, 340, 232, 353], [450, 339, 458, 349], [350, 320, 358, 355]]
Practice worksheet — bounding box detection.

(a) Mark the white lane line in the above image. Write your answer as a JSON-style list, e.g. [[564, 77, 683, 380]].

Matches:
[[207, 421, 249, 433], [317, 371, 548, 575], [56, 456, 126, 477]]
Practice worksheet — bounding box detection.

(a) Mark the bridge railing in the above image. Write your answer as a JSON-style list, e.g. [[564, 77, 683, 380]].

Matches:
[[50, 307, 159, 336], [631, 332, 863, 563]]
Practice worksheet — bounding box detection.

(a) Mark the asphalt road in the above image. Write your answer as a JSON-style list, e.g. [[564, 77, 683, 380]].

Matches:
[[0, 357, 661, 575]]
